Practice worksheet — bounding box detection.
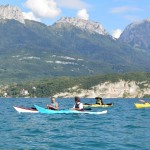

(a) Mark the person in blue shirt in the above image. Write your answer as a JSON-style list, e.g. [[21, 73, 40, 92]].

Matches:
[[47, 97, 58, 110]]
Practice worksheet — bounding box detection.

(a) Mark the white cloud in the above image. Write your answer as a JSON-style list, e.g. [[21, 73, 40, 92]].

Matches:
[[23, 12, 41, 21], [112, 29, 122, 39], [24, 0, 61, 18], [77, 9, 89, 20], [123, 15, 140, 22], [55, 0, 90, 10], [110, 6, 142, 14]]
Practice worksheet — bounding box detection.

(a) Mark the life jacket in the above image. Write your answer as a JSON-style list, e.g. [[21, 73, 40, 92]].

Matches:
[[75, 102, 84, 111], [96, 100, 103, 105], [75, 102, 81, 108]]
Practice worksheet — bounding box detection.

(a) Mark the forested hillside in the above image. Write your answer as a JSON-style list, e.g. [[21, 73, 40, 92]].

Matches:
[[1, 72, 149, 98]]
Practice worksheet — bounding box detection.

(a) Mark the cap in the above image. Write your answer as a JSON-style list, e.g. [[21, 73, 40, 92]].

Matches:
[[95, 97, 102, 100]]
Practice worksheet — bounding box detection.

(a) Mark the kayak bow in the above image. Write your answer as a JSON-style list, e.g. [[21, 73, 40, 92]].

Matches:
[[13, 106, 38, 113], [134, 103, 150, 109], [34, 105, 107, 115]]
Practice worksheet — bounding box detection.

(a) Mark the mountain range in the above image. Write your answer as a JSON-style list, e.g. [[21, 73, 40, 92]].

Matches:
[[0, 5, 150, 83]]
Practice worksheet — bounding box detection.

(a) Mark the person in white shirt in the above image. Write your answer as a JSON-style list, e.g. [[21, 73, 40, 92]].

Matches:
[[72, 96, 84, 111]]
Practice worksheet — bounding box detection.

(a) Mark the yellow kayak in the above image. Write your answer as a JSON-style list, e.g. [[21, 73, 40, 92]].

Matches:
[[134, 103, 150, 109], [84, 103, 113, 108]]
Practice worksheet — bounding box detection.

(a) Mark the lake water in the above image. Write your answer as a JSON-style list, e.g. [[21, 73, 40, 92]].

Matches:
[[0, 98, 150, 150]]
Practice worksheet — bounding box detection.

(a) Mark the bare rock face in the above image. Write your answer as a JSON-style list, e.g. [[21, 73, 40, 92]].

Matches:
[[119, 18, 150, 51], [0, 5, 25, 24], [54, 17, 107, 35], [54, 80, 150, 98]]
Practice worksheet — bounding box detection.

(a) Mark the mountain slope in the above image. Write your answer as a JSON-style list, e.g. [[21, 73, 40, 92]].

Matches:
[[52, 18, 150, 67], [119, 18, 150, 51], [0, 16, 150, 82]]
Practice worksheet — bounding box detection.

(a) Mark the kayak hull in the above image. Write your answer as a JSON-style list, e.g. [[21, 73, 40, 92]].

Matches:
[[34, 105, 107, 115], [84, 103, 113, 108], [13, 106, 38, 113], [134, 103, 150, 109]]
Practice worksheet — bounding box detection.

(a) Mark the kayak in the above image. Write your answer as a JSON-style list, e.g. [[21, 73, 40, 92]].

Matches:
[[34, 105, 107, 115], [84, 103, 113, 108], [13, 106, 38, 113], [134, 103, 150, 109], [13, 106, 91, 113]]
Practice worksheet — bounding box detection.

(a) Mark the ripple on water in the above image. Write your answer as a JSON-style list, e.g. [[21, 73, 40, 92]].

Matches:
[[0, 98, 150, 150]]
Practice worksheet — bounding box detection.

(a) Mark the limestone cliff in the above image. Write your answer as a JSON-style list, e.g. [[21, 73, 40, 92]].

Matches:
[[54, 80, 150, 98]]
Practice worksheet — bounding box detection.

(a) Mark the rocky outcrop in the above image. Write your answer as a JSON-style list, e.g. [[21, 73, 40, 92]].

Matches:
[[119, 18, 150, 51], [54, 17, 107, 35], [0, 5, 25, 24], [54, 80, 150, 98]]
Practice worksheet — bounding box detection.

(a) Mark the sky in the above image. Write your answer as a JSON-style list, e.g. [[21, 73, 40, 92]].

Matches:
[[1, 0, 150, 38]]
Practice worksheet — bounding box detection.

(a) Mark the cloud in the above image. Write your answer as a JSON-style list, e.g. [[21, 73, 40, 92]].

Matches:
[[77, 9, 89, 20], [112, 29, 122, 39], [55, 0, 90, 10], [23, 12, 41, 21], [110, 6, 142, 14], [24, 0, 61, 18], [123, 15, 140, 22]]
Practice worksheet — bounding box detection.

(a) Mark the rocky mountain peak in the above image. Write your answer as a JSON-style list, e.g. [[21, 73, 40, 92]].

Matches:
[[126, 18, 150, 29], [119, 18, 150, 50], [144, 18, 150, 22], [54, 17, 107, 35], [0, 5, 25, 24]]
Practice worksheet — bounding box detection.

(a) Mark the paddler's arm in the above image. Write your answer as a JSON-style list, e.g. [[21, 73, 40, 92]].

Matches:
[[47, 103, 59, 110], [139, 99, 146, 103], [72, 108, 82, 111], [54, 103, 59, 110], [51, 103, 59, 110], [139, 99, 150, 104], [70, 105, 79, 110]]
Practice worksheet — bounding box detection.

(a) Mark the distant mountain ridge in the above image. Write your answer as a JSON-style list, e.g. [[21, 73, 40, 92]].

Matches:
[[0, 5, 150, 82]]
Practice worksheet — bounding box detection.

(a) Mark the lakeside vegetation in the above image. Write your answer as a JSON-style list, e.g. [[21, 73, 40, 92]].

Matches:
[[0, 72, 149, 98]]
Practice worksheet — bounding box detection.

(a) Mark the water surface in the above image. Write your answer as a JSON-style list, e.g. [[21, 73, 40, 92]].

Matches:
[[0, 98, 150, 149]]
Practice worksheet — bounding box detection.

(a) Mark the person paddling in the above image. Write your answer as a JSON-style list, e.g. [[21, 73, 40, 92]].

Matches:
[[95, 97, 104, 105], [71, 96, 84, 111], [139, 99, 150, 104], [47, 97, 58, 110]]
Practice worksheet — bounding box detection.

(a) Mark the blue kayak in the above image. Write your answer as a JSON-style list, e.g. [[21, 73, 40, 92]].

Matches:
[[34, 105, 107, 115]]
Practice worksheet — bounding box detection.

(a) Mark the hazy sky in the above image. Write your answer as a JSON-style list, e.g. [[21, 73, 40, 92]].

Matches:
[[1, 0, 150, 38]]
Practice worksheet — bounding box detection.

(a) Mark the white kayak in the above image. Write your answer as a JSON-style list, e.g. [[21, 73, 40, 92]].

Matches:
[[34, 105, 107, 115], [13, 106, 38, 113]]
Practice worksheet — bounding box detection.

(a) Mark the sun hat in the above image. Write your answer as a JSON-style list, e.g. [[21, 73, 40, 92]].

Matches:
[[95, 97, 102, 100]]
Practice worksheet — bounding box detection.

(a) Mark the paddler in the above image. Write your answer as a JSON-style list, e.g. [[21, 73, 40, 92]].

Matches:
[[47, 97, 58, 110], [95, 97, 104, 105], [71, 96, 84, 111], [139, 99, 150, 104]]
